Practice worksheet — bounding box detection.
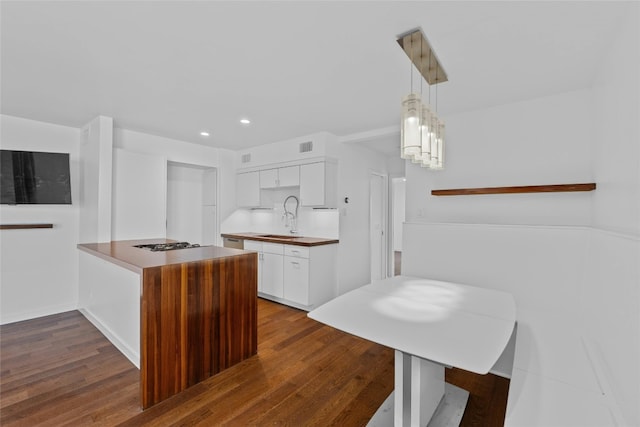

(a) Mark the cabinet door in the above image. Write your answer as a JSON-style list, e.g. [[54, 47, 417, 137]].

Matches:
[[278, 166, 300, 187], [244, 241, 263, 292], [284, 256, 310, 305], [259, 169, 279, 189], [300, 162, 325, 206], [262, 252, 284, 298], [236, 172, 260, 207]]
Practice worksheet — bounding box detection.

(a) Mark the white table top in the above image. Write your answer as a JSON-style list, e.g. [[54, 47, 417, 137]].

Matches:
[[308, 275, 516, 374]]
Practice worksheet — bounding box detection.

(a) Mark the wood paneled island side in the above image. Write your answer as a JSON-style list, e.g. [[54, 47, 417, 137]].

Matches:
[[77, 239, 257, 409]]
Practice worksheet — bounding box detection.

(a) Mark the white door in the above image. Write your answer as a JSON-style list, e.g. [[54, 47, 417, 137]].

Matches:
[[370, 173, 386, 282], [391, 177, 406, 276]]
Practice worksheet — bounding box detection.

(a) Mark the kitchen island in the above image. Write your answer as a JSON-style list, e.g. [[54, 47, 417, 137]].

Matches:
[[77, 239, 257, 409]]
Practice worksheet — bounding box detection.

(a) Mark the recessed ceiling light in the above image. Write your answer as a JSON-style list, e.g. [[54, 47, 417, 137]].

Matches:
[[239, 118, 251, 125], [200, 131, 210, 137]]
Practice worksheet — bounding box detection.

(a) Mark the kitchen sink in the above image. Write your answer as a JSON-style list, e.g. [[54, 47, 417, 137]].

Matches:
[[259, 234, 300, 240]]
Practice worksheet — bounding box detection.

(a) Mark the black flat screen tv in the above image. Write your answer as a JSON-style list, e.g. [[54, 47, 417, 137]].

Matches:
[[0, 150, 72, 205]]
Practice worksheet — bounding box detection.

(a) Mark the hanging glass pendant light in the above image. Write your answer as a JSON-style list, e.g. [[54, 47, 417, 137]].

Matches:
[[401, 93, 423, 161], [430, 119, 444, 170], [397, 28, 447, 170], [400, 33, 422, 162]]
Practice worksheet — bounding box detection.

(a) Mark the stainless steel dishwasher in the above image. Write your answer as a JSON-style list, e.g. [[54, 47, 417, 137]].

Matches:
[[222, 236, 244, 249]]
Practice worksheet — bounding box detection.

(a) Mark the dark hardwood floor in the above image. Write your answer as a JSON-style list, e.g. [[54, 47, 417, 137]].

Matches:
[[1, 299, 509, 426]]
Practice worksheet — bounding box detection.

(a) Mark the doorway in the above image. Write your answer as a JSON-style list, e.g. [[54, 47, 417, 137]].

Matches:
[[370, 172, 387, 282], [166, 162, 217, 245], [390, 177, 406, 276]]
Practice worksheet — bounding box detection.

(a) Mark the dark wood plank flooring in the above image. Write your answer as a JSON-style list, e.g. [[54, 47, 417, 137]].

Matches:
[[1, 299, 509, 426]]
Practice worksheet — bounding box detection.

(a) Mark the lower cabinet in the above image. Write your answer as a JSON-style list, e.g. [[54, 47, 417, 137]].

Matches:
[[244, 240, 264, 293], [262, 251, 284, 298], [284, 255, 310, 305], [242, 240, 337, 310]]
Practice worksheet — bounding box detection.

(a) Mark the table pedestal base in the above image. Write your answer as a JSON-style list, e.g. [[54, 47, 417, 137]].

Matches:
[[397, 350, 444, 426], [368, 350, 469, 427]]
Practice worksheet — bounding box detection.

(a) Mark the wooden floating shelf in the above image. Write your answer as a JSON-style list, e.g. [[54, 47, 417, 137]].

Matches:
[[0, 223, 54, 230], [431, 183, 596, 196]]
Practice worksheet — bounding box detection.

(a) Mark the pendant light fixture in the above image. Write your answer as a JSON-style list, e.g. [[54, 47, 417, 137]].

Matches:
[[397, 29, 447, 170], [400, 34, 422, 161]]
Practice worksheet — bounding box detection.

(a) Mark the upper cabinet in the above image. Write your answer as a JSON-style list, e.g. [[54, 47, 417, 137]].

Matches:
[[237, 171, 261, 208], [278, 166, 300, 187], [259, 166, 299, 189], [237, 159, 336, 209], [300, 162, 337, 208]]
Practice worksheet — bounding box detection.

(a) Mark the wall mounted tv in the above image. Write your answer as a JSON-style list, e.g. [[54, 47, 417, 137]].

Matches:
[[0, 150, 72, 205]]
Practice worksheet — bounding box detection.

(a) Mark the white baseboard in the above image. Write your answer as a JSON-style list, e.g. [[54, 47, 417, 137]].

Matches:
[[0, 303, 78, 325], [79, 308, 140, 369]]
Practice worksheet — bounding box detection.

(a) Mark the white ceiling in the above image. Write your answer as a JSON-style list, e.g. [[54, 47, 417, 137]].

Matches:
[[0, 1, 631, 154]]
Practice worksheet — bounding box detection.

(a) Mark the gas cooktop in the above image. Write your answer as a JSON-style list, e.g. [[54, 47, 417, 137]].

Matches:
[[134, 242, 201, 252]]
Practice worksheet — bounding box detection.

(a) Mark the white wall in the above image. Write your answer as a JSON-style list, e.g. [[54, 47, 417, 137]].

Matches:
[[112, 148, 167, 240], [113, 128, 228, 245], [401, 7, 639, 424], [79, 116, 113, 243], [114, 128, 219, 167], [236, 132, 333, 168], [326, 140, 390, 294], [406, 88, 594, 226], [0, 115, 80, 324], [582, 7, 640, 425], [167, 163, 205, 244]]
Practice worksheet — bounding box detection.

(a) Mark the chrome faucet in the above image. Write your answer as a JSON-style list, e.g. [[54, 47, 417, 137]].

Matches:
[[283, 195, 299, 234]]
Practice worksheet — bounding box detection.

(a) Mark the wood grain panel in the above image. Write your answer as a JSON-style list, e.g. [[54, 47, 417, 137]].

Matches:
[[431, 183, 596, 196], [140, 253, 257, 408], [221, 232, 339, 246], [0, 223, 53, 230]]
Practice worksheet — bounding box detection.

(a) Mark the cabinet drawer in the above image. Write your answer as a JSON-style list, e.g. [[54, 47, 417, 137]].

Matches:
[[284, 245, 309, 258], [262, 242, 284, 255]]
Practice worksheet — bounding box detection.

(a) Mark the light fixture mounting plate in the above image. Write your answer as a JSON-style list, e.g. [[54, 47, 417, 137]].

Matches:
[[397, 28, 448, 85]]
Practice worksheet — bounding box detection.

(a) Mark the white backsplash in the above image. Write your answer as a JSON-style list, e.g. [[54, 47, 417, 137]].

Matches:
[[249, 205, 339, 239]]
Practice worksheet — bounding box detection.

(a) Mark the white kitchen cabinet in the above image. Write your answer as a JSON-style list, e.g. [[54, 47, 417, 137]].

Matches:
[[259, 166, 299, 189], [262, 243, 284, 298], [244, 240, 264, 292], [284, 243, 337, 309], [239, 237, 337, 311], [284, 252, 310, 305], [278, 166, 300, 187], [259, 169, 279, 189], [236, 171, 260, 207], [300, 162, 337, 208]]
